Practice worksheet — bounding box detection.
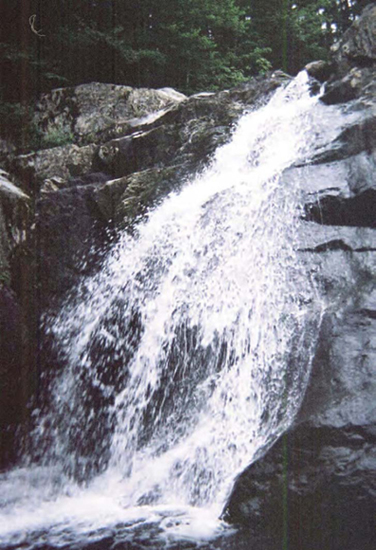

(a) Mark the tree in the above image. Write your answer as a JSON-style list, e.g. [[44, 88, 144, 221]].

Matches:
[[0, 0, 366, 149], [236, 0, 362, 74]]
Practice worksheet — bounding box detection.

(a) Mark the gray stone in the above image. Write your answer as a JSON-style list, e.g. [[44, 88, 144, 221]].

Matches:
[[34, 83, 186, 147], [12, 143, 99, 190], [321, 4, 376, 105], [0, 173, 33, 470], [321, 66, 376, 104], [0, 171, 30, 284], [223, 272, 376, 547], [223, 9, 376, 544], [305, 60, 334, 82], [36, 178, 113, 310], [332, 4, 376, 67]]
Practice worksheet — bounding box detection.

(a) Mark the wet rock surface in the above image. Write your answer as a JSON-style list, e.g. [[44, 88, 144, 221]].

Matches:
[[305, 60, 333, 83], [223, 5, 376, 547], [321, 65, 376, 104], [224, 213, 376, 549], [305, 188, 376, 227], [0, 522, 274, 550], [224, 425, 376, 550], [9, 72, 290, 308], [36, 179, 112, 310], [223, 301, 376, 550], [0, 72, 291, 468], [0, 6, 376, 547]]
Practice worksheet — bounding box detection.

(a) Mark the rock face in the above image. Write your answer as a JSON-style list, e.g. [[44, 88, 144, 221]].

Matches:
[[0, 74, 290, 467], [0, 171, 35, 469], [223, 269, 376, 548], [332, 3, 376, 67], [11, 73, 289, 311], [34, 83, 187, 146], [322, 3, 376, 104], [1, 10, 376, 543], [223, 5, 376, 549], [36, 178, 111, 311]]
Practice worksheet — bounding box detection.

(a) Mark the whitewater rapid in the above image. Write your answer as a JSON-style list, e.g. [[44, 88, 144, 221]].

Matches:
[[0, 71, 361, 549]]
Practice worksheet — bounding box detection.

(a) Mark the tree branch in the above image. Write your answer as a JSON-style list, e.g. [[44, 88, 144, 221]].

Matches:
[[29, 15, 45, 38]]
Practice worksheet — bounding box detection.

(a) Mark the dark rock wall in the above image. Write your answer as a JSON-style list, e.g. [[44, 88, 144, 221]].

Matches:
[[0, 72, 290, 468], [16, 72, 289, 311], [0, 286, 25, 467], [223, 5, 376, 549], [0, 173, 35, 469], [0, 12, 375, 547]]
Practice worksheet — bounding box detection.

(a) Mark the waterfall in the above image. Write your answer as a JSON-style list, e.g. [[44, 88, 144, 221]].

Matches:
[[0, 72, 355, 548]]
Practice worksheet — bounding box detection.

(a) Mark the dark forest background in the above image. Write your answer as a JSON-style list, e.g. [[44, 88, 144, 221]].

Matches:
[[0, 0, 368, 147]]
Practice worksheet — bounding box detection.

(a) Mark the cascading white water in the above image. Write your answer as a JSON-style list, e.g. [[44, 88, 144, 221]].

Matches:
[[0, 72, 361, 548]]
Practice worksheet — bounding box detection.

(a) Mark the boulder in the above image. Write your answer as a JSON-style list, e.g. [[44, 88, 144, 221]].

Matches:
[[10, 83, 187, 196], [12, 143, 99, 192], [321, 4, 376, 104], [305, 60, 334, 83], [321, 65, 376, 104], [95, 93, 242, 179], [332, 3, 376, 69], [223, 281, 376, 549], [34, 83, 187, 146], [223, 214, 376, 548], [224, 423, 376, 550]]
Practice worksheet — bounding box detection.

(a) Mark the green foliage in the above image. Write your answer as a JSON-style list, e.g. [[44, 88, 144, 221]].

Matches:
[[236, 0, 363, 74], [0, 100, 74, 152], [0, 102, 41, 151], [0, 0, 364, 147], [39, 122, 74, 149]]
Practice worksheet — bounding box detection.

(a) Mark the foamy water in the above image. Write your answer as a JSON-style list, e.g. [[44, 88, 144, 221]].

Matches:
[[0, 72, 363, 549]]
